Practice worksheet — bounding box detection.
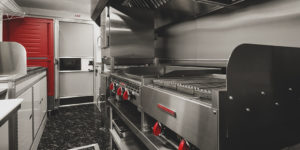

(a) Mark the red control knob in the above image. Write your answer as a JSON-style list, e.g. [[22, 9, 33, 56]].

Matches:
[[178, 140, 189, 150], [117, 87, 123, 96], [123, 90, 129, 100], [109, 83, 114, 91], [153, 122, 162, 136]]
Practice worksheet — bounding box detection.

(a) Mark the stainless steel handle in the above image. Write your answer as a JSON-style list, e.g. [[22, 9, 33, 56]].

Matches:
[[157, 104, 176, 117]]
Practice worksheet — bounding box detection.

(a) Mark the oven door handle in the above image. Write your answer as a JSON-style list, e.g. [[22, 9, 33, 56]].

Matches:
[[157, 104, 176, 117]]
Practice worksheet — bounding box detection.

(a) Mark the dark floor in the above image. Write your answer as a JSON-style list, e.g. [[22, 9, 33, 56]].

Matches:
[[38, 104, 110, 150]]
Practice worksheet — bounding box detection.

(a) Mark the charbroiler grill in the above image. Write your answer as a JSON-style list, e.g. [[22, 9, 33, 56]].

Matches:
[[152, 76, 226, 99], [105, 44, 300, 150]]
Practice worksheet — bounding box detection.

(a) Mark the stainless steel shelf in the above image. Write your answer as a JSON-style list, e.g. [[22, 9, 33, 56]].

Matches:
[[110, 129, 147, 150], [108, 98, 175, 150]]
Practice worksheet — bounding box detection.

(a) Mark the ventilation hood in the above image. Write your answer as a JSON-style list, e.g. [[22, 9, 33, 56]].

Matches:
[[121, 0, 171, 8], [154, 0, 245, 29], [92, 0, 245, 26], [116, 0, 243, 9]]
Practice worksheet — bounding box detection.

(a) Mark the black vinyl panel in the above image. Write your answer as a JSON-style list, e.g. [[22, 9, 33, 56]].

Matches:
[[60, 96, 93, 105], [224, 44, 300, 150]]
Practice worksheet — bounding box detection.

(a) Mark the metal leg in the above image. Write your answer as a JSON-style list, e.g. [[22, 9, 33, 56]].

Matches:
[[141, 111, 150, 132], [8, 113, 18, 150], [109, 105, 113, 150], [109, 105, 113, 129]]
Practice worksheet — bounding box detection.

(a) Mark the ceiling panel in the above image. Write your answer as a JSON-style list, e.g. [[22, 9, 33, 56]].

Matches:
[[15, 0, 99, 15]]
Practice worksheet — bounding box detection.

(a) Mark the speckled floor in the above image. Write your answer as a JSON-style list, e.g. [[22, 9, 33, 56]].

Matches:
[[38, 104, 110, 150]]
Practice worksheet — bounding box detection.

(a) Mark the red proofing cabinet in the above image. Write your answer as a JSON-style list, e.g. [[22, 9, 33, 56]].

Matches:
[[3, 17, 55, 96]]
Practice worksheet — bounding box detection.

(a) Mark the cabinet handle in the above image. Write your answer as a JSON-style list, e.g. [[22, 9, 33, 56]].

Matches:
[[29, 114, 32, 120]]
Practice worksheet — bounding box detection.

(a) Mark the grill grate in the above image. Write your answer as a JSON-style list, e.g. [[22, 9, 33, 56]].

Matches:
[[153, 77, 226, 99]]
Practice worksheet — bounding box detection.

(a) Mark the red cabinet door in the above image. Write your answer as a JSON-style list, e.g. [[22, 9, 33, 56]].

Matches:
[[3, 17, 54, 96]]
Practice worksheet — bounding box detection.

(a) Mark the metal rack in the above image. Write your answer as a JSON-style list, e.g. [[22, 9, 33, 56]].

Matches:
[[108, 98, 175, 150]]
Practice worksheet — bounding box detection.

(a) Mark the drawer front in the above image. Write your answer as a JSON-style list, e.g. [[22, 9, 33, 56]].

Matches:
[[0, 122, 9, 150], [33, 81, 41, 136], [40, 77, 47, 119], [17, 88, 33, 150], [141, 86, 218, 150]]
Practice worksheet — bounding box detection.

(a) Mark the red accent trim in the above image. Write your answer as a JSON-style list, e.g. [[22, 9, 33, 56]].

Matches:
[[178, 140, 189, 150], [123, 90, 129, 100], [157, 104, 176, 117], [109, 83, 114, 90], [117, 87, 123, 96], [153, 122, 162, 136]]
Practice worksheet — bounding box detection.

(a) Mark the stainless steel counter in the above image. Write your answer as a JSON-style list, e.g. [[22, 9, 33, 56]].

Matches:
[[0, 99, 23, 150], [0, 67, 47, 83], [0, 66, 48, 150]]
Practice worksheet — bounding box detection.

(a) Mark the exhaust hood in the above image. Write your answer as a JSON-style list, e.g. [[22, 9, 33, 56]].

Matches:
[[154, 0, 244, 29], [92, 0, 244, 26], [194, 0, 243, 5], [121, 0, 171, 8], [121, 0, 242, 9]]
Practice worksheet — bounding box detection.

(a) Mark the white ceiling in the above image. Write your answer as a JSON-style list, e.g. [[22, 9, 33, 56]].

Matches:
[[15, 0, 99, 16]]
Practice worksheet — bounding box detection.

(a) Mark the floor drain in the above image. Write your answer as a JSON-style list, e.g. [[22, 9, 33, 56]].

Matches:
[[68, 143, 100, 150]]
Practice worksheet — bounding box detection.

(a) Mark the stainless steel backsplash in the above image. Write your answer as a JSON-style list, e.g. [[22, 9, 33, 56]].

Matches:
[[0, 42, 27, 76], [155, 0, 300, 67]]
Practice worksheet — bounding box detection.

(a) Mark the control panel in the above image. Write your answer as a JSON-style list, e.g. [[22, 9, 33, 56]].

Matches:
[[109, 78, 140, 102]]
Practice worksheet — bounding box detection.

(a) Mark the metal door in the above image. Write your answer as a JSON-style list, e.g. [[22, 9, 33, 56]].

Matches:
[[57, 21, 95, 105]]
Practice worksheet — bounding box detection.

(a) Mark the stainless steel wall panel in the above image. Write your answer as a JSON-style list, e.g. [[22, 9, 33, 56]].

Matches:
[[0, 42, 27, 76], [101, 7, 155, 62], [155, 0, 300, 67]]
